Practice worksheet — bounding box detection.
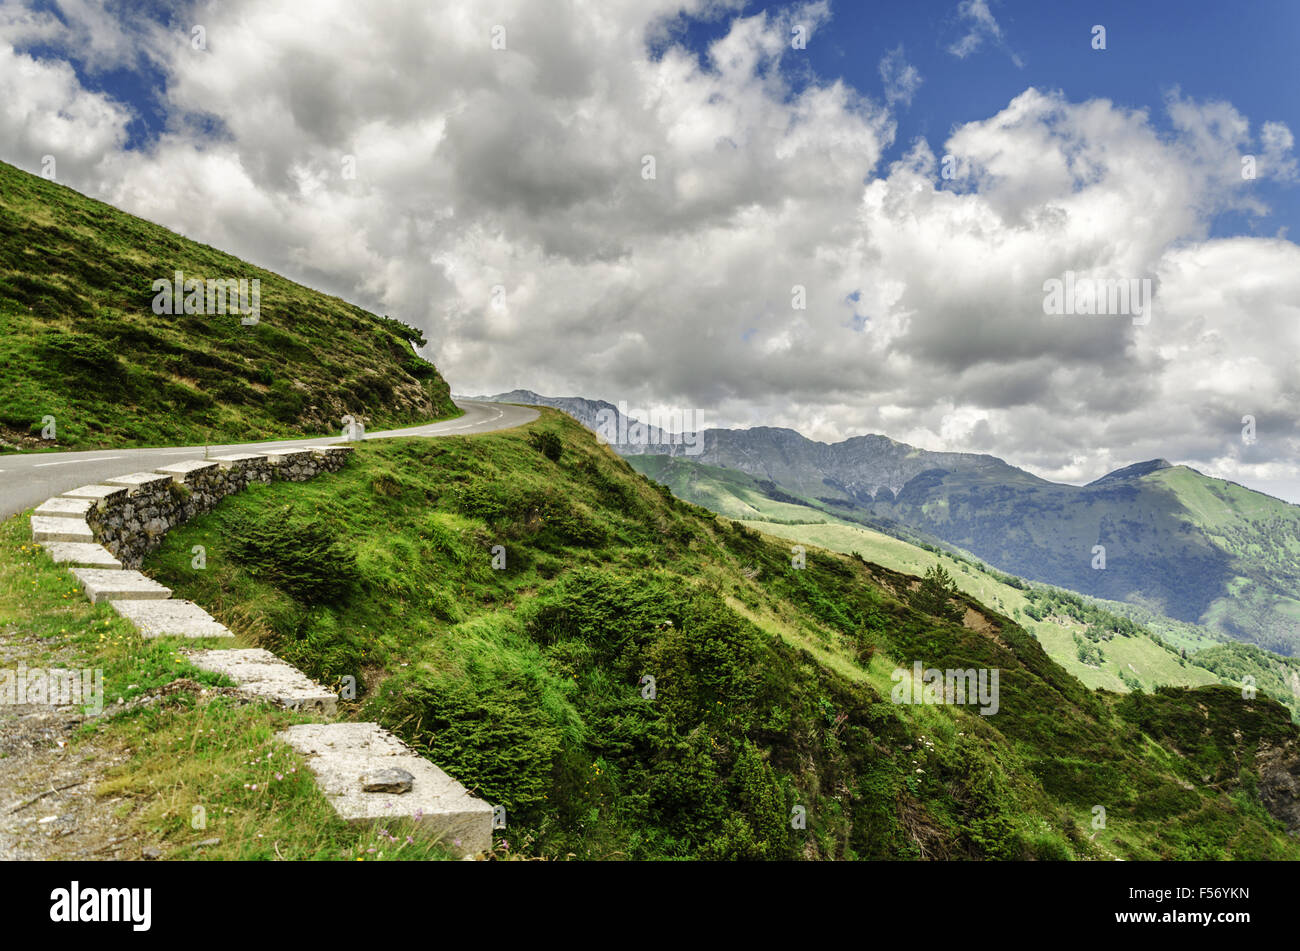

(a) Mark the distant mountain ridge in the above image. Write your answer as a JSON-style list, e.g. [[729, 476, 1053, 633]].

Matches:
[[473, 390, 1300, 656], [468, 389, 1046, 497]]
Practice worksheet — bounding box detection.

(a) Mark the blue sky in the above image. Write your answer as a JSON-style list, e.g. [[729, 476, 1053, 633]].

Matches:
[[2, 0, 1297, 500], [672, 0, 1300, 239]]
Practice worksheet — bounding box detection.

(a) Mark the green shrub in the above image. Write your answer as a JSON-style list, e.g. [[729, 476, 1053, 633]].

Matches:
[[221, 507, 358, 605], [528, 430, 564, 463]]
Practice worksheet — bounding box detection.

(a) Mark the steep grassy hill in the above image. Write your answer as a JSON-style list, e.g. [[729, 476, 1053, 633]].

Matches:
[[874, 461, 1300, 656], [627, 453, 1300, 722], [481, 392, 1300, 657], [142, 411, 1300, 859], [0, 159, 456, 451]]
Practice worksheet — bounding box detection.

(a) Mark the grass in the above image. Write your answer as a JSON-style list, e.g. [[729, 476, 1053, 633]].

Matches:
[[0, 158, 458, 453], [630, 452, 1300, 720], [0, 511, 456, 860], [129, 410, 1300, 860]]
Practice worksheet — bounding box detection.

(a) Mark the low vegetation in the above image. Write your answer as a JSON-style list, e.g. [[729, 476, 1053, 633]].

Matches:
[[0, 513, 454, 860], [0, 159, 457, 452], [134, 411, 1300, 859]]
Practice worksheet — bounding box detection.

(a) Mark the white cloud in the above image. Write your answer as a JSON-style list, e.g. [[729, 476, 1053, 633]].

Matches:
[[0, 0, 1297, 501], [946, 0, 1023, 68], [878, 45, 922, 108]]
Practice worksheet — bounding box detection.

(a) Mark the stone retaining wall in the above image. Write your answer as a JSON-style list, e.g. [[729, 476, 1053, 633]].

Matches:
[[31, 440, 494, 856], [86, 447, 353, 568]]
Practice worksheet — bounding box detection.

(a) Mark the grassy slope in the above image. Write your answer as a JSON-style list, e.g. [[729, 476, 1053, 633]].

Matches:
[[0, 513, 453, 860], [0, 159, 457, 452], [872, 464, 1300, 656], [626, 453, 1300, 722], [1150, 467, 1300, 651], [139, 411, 1300, 860]]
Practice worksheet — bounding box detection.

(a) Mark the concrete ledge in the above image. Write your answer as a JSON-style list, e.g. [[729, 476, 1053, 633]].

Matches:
[[110, 598, 233, 638], [61, 484, 130, 503], [278, 722, 493, 857], [70, 568, 171, 603], [264, 449, 316, 466], [210, 453, 268, 467], [312, 446, 355, 458], [156, 459, 220, 479], [104, 472, 174, 492], [34, 497, 96, 519], [187, 648, 336, 713], [31, 516, 94, 543], [40, 542, 122, 568]]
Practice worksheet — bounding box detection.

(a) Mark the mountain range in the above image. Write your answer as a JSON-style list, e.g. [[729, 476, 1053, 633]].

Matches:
[[473, 390, 1300, 656]]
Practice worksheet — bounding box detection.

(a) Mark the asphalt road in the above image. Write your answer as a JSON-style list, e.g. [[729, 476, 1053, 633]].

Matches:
[[0, 399, 539, 517]]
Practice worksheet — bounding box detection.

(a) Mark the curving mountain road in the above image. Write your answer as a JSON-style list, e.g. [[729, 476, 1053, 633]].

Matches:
[[0, 399, 539, 518]]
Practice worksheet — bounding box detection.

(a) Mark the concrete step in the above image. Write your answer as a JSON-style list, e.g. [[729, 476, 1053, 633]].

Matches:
[[210, 453, 267, 467], [69, 568, 171, 603], [110, 598, 233, 638], [61, 484, 129, 503], [31, 516, 94, 543], [187, 648, 337, 714], [40, 542, 123, 568], [34, 497, 96, 519], [155, 459, 219, 479], [278, 722, 493, 857], [103, 472, 174, 492]]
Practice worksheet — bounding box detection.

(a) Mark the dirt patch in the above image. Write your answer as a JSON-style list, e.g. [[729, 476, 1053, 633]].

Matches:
[[0, 705, 139, 860], [961, 606, 1008, 648], [0, 627, 155, 860]]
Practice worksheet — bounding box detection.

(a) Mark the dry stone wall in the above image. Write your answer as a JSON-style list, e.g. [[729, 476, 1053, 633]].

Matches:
[[30, 440, 494, 857], [88, 447, 353, 568]]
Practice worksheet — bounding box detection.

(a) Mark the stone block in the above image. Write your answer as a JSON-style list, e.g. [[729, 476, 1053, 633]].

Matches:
[[187, 648, 336, 713], [69, 568, 171, 603], [40, 542, 122, 568], [34, 497, 96, 519], [31, 516, 94, 543], [110, 598, 234, 638], [278, 722, 493, 856]]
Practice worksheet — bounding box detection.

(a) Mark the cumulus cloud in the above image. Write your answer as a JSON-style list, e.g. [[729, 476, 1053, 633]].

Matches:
[[946, 0, 1023, 68], [0, 0, 1297, 501], [879, 45, 922, 107]]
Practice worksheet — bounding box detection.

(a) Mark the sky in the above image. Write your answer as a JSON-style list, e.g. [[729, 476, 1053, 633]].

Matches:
[[2, 0, 1298, 501]]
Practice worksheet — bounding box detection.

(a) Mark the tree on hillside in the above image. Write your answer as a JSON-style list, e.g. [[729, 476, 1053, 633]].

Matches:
[[911, 563, 963, 623]]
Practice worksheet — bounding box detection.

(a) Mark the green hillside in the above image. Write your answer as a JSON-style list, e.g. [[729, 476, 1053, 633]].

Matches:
[[626, 453, 1300, 722], [602, 400, 1300, 658], [0, 159, 457, 451], [870, 463, 1300, 656], [1149, 467, 1300, 652], [133, 410, 1300, 859]]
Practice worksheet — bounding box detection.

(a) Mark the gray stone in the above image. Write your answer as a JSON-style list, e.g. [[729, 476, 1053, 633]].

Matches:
[[39, 542, 122, 568], [155, 459, 219, 479], [186, 648, 335, 712], [31, 516, 93, 543], [362, 768, 414, 794], [110, 599, 233, 638], [69, 568, 171, 603], [278, 723, 493, 857], [33, 497, 95, 519], [61, 484, 129, 503], [103, 472, 174, 492]]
